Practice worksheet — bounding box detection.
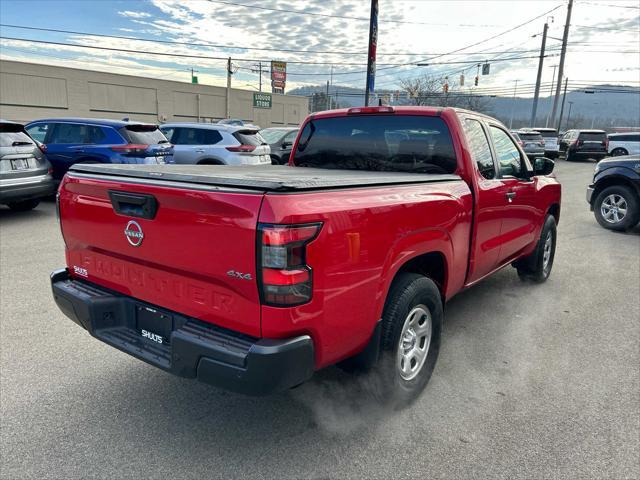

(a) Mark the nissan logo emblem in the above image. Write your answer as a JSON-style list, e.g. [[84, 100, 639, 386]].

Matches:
[[124, 220, 144, 247]]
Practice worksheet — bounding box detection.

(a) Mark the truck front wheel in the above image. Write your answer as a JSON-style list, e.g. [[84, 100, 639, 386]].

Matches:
[[377, 273, 442, 407]]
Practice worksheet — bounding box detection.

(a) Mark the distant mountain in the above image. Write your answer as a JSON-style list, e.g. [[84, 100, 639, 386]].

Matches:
[[288, 84, 640, 130]]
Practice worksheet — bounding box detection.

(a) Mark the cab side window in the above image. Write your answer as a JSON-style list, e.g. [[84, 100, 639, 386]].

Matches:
[[490, 126, 524, 178], [464, 119, 496, 180]]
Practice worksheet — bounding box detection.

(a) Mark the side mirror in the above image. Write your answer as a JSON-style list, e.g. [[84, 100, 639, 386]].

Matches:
[[281, 141, 292, 149], [534, 157, 554, 176]]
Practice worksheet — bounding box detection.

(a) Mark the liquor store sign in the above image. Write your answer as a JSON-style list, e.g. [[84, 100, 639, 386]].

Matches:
[[253, 92, 272, 109]]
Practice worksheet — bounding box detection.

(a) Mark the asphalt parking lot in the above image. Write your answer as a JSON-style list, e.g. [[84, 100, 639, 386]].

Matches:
[[1, 160, 638, 480]]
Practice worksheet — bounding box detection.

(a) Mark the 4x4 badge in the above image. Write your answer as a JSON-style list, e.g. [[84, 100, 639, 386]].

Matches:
[[124, 220, 144, 247]]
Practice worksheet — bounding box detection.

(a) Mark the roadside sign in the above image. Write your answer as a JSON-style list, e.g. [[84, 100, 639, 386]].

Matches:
[[253, 92, 272, 109], [271, 61, 286, 93]]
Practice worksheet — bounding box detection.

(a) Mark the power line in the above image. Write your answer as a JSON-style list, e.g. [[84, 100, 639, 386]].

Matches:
[[204, 0, 504, 27], [0, 24, 575, 59]]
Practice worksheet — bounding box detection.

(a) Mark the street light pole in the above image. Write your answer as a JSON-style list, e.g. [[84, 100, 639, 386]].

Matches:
[[546, 65, 557, 127], [566, 101, 574, 128], [509, 79, 519, 129], [557, 77, 569, 131]]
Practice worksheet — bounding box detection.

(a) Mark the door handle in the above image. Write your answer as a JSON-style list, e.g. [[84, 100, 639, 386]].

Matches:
[[195, 149, 205, 153], [506, 191, 516, 203]]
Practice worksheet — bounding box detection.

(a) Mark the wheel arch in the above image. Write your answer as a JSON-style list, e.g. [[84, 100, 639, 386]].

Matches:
[[547, 203, 561, 224], [197, 158, 225, 165], [592, 172, 640, 205]]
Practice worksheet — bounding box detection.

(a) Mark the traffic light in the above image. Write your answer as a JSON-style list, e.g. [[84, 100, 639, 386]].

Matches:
[[443, 83, 449, 94], [474, 76, 479, 86]]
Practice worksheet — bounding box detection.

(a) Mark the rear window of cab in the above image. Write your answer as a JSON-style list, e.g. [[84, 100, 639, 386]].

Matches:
[[293, 115, 457, 174]]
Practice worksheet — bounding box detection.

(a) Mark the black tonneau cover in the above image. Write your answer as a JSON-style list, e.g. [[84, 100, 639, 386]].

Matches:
[[69, 164, 462, 192]]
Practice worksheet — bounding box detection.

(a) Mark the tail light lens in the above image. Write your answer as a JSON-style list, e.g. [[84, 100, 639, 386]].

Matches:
[[38, 143, 47, 153], [226, 145, 256, 152], [258, 223, 322, 307], [111, 144, 149, 154], [603, 139, 609, 149]]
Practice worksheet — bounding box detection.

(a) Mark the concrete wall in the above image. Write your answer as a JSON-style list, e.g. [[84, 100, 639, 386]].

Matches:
[[0, 60, 308, 126]]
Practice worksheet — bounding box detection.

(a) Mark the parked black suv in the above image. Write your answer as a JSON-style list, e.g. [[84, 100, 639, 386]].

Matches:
[[587, 154, 640, 230], [0, 120, 56, 211], [560, 129, 608, 161]]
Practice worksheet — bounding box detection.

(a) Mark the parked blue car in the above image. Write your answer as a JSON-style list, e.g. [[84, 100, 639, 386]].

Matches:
[[25, 118, 173, 181]]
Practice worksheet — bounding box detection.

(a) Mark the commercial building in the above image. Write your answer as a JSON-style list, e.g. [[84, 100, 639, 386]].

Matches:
[[0, 60, 308, 126]]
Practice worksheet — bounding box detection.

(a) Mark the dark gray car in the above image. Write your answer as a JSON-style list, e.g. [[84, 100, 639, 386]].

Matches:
[[0, 120, 56, 211], [260, 127, 299, 164], [515, 129, 546, 159]]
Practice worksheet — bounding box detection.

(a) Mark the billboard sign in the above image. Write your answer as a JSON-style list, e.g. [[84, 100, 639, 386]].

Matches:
[[271, 61, 286, 93]]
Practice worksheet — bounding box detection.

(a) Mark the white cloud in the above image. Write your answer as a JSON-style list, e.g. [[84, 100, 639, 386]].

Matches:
[[118, 10, 152, 19], [4, 0, 639, 95]]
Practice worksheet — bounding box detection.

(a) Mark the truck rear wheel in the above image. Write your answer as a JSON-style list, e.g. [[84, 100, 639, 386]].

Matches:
[[377, 273, 442, 407], [514, 214, 557, 282]]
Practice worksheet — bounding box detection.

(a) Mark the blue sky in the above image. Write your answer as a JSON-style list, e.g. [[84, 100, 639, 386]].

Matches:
[[0, 0, 638, 96]]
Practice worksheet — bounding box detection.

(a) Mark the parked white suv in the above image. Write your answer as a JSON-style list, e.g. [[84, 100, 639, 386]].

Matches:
[[607, 132, 640, 157], [160, 123, 271, 165]]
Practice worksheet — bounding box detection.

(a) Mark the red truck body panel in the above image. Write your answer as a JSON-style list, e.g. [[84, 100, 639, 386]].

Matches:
[[56, 106, 561, 376], [60, 175, 264, 337], [259, 181, 473, 367]]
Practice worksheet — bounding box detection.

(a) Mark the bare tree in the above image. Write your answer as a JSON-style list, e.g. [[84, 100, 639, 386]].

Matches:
[[400, 75, 492, 114]]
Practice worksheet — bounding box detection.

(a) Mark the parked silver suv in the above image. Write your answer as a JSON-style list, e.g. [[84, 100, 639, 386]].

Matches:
[[1, 120, 56, 211], [160, 123, 271, 165]]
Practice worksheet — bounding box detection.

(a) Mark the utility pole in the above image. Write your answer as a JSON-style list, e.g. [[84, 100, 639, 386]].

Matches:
[[530, 21, 548, 127], [509, 79, 519, 129], [557, 77, 569, 131], [549, 0, 573, 127], [566, 101, 574, 129], [326, 80, 330, 111], [251, 61, 269, 92], [364, 0, 378, 106], [546, 65, 557, 127], [226, 57, 232, 119]]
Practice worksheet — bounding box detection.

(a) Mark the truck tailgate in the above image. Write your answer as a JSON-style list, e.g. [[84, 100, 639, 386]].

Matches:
[[59, 173, 264, 337]]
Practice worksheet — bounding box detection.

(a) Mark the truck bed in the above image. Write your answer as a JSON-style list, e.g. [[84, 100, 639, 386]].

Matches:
[[69, 164, 462, 192]]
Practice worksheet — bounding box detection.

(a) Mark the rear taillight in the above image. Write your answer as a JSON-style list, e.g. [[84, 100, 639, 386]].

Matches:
[[603, 139, 609, 148], [258, 223, 322, 307], [575, 140, 584, 147], [110, 144, 149, 154], [38, 143, 47, 153], [226, 145, 256, 152]]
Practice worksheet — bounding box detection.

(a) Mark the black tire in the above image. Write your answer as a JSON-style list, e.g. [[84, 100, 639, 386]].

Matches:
[[565, 151, 574, 162], [7, 199, 40, 211], [593, 185, 640, 231], [515, 215, 557, 283], [374, 273, 443, 408], [610, 148, 628, 157]]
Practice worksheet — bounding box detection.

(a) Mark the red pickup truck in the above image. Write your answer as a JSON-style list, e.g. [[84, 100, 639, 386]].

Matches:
[[51, 106, 561, 404]]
